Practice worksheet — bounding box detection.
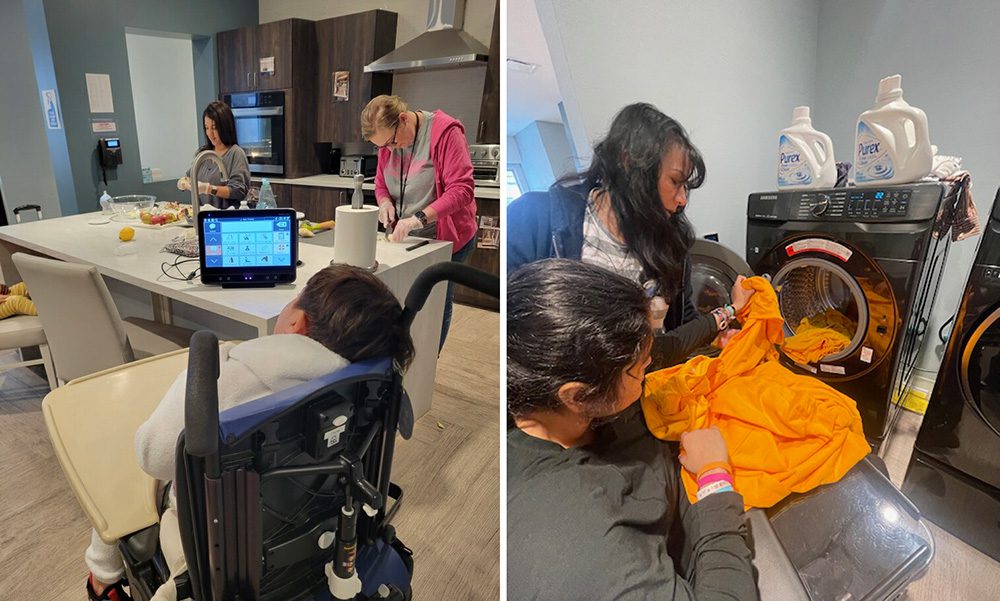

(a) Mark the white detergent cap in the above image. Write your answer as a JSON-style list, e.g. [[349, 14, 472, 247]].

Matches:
[[792, 106, 811, 122], [877, 74, 903, 101]]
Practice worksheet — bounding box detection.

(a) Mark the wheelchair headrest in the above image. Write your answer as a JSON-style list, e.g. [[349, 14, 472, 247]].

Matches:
[[218, 357, 394, 443]]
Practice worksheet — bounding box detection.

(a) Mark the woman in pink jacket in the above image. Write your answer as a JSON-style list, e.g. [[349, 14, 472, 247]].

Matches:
[[361, 95, 478, 350]]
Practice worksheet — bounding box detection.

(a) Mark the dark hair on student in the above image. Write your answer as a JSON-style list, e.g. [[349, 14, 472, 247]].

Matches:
[[507, 259, 651, 420], [199, 100, 239, 150], [296, 264, 414, 371], [557, 102, 704, 299]]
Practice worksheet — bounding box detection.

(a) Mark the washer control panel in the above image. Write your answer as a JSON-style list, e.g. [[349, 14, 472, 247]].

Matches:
[[748, 183, 944, 223]]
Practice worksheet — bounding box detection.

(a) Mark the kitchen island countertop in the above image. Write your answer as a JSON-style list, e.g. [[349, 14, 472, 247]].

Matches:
[[253, 174, 500, 200]]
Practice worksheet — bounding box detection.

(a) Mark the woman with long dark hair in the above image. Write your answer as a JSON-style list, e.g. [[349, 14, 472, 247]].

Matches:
[[176, 100, 251, 208], [507, 103, 753, 369], [507, 259, 757, 600]]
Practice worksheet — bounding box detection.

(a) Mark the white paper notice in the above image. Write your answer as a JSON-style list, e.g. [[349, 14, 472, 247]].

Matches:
[[85, 73, 114, 113], [91, 120, 117, 133], [260, 56, 275, 73]]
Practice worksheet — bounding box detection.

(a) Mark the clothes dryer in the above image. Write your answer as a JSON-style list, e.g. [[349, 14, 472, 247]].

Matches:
[[902, 188, 1000, 561], [746, 183, 953, 446]]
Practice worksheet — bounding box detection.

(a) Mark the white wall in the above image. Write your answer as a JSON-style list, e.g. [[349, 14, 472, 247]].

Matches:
[[814, 0, 1000, 374], [125, 31, 200, 182], [534, 0, 821, 252], [259, 0, 493, 144], [0, 0, 63, 225]]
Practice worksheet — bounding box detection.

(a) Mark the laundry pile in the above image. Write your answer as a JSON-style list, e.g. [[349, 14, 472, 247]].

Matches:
[[782, 311, 853, 364], [641, 276, 870, 508]]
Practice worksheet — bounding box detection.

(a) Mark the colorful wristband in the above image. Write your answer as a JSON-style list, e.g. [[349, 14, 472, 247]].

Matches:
[[695, 461, 732, 481], [696, 480, 735, 501], [697, 471, 734, 488]]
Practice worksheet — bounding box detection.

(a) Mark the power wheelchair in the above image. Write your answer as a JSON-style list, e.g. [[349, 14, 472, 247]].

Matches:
[[44, 262, 499, 601]]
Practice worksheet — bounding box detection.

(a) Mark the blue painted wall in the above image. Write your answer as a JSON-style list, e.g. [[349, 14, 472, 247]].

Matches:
[[0, 0, 63, 222], [40, 0, 258, 213]]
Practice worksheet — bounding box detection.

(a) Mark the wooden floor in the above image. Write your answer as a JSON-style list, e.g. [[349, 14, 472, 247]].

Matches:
[[0, 304, 499, 601]]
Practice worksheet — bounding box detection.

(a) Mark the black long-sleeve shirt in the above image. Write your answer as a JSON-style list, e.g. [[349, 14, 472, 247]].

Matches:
[[652, 258, 719, 370], [507, 405, 759, 601]]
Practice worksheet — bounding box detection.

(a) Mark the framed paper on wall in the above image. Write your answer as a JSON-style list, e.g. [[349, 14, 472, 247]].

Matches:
[[333, 71, 349, 102]]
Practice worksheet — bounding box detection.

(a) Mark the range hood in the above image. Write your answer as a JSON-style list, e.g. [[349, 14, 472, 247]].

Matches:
[[365, 0, 489, 74]]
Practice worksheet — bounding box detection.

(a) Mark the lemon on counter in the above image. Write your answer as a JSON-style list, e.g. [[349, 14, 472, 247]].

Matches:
[[118, 226, 135, 242]]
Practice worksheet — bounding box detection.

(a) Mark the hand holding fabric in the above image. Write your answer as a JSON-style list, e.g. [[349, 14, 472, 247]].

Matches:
[[679, 426, 729, 475], [730, 275, 755, 314], [197, 181, 211, 195], [390, 216, 421, 242]]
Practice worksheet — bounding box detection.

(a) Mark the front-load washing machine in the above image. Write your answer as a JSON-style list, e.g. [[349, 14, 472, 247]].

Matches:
[[902, 188, 1000, 561], [746, 183, 953, 446]]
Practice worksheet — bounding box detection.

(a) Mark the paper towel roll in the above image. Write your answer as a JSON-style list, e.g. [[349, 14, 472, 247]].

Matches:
[[333, 205, 378, 269]]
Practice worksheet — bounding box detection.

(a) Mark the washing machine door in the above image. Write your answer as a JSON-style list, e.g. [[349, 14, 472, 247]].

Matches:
[[960, 305, 1000, 437], [690, 239, 753, 314], [756, 234, 899, 377]]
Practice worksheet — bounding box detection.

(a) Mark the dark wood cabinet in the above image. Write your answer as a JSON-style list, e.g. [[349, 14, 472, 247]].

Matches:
[[476, 1, 500, 144], [291, 186, 345, 222], [315, 10, 397, 143], [217, 27, 256, 93], [454, 197, 500, 311], [266, 183, 293, 207], [283, 88, 320, 178], [216, 19, 316, 94]]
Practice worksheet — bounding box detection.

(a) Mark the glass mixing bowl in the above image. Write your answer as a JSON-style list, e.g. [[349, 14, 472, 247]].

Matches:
[[110, 195, 156, 221]]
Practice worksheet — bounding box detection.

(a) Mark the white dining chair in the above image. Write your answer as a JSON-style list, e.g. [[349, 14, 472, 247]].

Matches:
[[12, 253, 195, 386], [0, 313, 58, 390]]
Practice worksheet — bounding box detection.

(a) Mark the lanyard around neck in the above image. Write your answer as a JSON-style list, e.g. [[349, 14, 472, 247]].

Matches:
[[398, 111, 421, 218]]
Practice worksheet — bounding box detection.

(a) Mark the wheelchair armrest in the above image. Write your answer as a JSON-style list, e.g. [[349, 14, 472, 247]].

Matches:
[[119, 523, 168, 601]]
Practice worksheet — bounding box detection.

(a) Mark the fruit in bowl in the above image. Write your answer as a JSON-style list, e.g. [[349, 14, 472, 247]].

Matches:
[[139, 203, 191, 226], [139, 209, 180, 225], [111, 195, 156, 221]]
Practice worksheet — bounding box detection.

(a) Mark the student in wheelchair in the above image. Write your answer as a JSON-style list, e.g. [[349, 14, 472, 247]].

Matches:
[[85, 264, 414, 601]]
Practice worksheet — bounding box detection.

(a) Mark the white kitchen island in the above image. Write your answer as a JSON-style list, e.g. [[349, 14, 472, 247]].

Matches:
[[0, 213, 451, 418]]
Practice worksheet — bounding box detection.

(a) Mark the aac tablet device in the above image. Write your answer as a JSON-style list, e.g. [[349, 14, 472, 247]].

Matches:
[[199, 209, 297, 287]]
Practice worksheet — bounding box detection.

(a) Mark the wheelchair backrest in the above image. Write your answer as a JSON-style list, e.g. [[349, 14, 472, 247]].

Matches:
[[175, 347, 400, 601]]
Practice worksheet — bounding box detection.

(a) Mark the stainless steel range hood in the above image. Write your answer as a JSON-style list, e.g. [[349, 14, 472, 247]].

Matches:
[[365, 0, 489, 74]]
